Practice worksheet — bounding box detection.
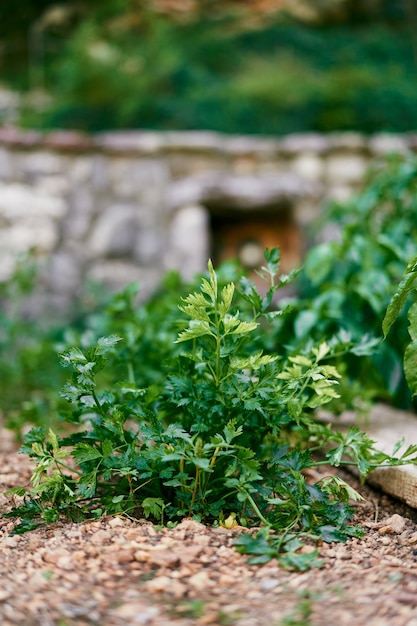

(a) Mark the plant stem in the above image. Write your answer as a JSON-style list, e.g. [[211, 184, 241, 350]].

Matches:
[[189, 466, 200, 513], [92, 390, 106, 417], [241, 489, 270, 527], [127, 361, 135, 384], [55, 460, 83, 476]]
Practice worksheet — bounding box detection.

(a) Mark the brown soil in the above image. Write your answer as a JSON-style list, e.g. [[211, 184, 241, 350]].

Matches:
[[2, 428, 417, 626]]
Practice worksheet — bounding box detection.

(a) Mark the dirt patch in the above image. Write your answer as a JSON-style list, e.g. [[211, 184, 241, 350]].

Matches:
[[1, 428, 417, 626]]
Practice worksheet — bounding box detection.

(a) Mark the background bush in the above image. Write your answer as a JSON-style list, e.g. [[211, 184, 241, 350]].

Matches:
[[3, 0, 417, 134]]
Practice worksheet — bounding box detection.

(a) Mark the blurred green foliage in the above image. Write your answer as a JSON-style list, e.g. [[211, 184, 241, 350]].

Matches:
[[276, 153, 417, 411], [0, 255, 65, 435], [3, 0, 416, 134], [1, 153, 417, 444]]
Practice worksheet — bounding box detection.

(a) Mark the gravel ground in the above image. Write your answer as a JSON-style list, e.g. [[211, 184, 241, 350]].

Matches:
[[2, 428, 417, 626]]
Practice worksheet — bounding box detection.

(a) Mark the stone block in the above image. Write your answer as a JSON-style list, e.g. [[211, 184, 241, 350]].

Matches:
[[164, 204, 210, 280], [0, 148, 13, 180], [369, 134, 409, 155], [20, 151, 66, 176], [69, 187, 96, 217], [134, 228, 163, 264], [61, 209, 93, 242], [165, 130, 223, 152], [280, 133, 329, 155], [0, 217, 59, 254], [291, 153, 324, 181], [88, 204, 139, 257], [223, 135, 280, 156], [325, 154, 368, 184], [94, 131, 164, 154], [110, 157, 169, 198], [69, 157, 93, 184], [44, 131, 93, 152], [0, 182, 67, 219], [35, 175, 70, 196], [91, 155, 110, 190], [328, 132, 368, 151]]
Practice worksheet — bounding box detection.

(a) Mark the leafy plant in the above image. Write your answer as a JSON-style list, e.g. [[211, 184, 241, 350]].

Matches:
[[276, 153, 417, 411], [0, 253, 67, 436], [6, 249, 417, 570], [383, 252, 417, 397]]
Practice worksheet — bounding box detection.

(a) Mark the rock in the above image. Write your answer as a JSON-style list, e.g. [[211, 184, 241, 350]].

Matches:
[[259, 578, 280, 592], [107, 516, 125, 528], [187, 570, 214, 590], [3, 537, 18, 548], [144, 575, 172, 593], [90, 529, 112, 545], [43, 549, 72, 565], [111, 601, 160, 623], [378, 514, 408, 535]]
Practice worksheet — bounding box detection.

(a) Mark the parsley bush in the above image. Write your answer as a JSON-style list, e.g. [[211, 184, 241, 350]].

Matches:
[[7, 248, 417, 569], [4, 154, 417, 568]]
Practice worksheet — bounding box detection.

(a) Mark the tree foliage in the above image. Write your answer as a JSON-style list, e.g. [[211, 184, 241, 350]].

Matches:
[[4, 0, 417, 134]]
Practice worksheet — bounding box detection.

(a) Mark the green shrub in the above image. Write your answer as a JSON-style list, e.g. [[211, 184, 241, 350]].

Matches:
[[17, 5, 417, 134], [276, 153, 417, 411], [4, 154, 417, 569], [6, 250, 417, 569]]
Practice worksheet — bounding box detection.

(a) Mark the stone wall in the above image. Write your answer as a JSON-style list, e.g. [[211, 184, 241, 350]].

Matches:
[[0, 127, 415, 313]]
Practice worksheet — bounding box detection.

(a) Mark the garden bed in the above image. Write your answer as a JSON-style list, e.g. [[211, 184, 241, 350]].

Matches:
[[2, 418, 417, 626]]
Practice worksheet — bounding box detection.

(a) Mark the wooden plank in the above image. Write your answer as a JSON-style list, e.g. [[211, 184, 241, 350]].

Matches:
[[322, 403, 417, 509]]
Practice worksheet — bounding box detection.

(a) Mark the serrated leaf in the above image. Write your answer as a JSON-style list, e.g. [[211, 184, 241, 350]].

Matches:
[[223, 420, 243, 444], [60, 347, 87, 366], [178, 303, 210, 322], [76, 470, 98, 498], [220, 283, 235, 317], [289, 355, 312, 367], [278, 267, 302, 287], [142, 497, 165, 520], [229, 320, 258, 335], [72, 443, 103, 463], [312, 342, 331, 361], [95, 335, 122, 355], [180, 291, 210, 308], [175, 321, 213, 343], [102, 440, 113, 458], [319, 525, 348, 543]]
